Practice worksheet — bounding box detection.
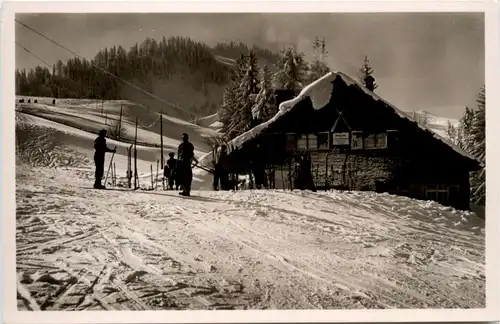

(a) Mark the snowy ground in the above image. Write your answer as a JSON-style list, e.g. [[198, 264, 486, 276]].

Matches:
[[16, 165, 485, 310], [14, 99, 486, 311]]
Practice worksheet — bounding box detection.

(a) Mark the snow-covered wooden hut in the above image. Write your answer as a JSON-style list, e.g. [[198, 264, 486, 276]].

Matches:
[[216, 71, 482, 210]]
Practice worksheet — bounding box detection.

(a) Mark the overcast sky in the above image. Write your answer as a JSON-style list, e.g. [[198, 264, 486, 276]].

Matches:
[[15, 13, 484, 119]]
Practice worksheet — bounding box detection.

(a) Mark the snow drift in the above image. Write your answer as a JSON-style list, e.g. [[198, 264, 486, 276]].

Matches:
[[15, 164, 485, 310]]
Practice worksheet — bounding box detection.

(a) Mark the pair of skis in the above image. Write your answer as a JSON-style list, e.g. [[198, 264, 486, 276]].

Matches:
[[104, 146, 117, 187]]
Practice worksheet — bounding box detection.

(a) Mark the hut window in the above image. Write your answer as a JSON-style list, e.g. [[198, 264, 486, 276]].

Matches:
[[351, 131, 363, 150], [426, 183, 450, 202], [286, 133, 297, 150], [317, 132, 330, 150], [363, 134, 376, 149], [297, 134, 308, 150], [375, 133, 388, 148], [332, 132, 350, 146], [307, 134, 318, 150]]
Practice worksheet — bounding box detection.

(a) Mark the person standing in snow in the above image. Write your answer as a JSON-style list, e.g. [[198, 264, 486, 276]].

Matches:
[[213, 144, 230, 190], [251, 144, 267, 189], [165, 152, 179, 190], [301, 153, 316, 192], [293, 153, 316, 192], [177, 133, 198, 196], [266, 166, 276, 189], [93, 129, 116, 189], [163, 159, 171, 190]]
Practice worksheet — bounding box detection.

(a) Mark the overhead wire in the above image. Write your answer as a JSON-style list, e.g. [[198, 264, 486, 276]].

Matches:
[[137, 114, 161, 129], [16, 41, 53, 69], [15, 19, 196, 118], [17, 41, 165, 130], [16, 41, 82, 88]]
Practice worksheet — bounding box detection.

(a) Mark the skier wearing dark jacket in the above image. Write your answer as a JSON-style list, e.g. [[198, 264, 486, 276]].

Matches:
[[93, 129, 116, 189], [177, 133, 198, 196]]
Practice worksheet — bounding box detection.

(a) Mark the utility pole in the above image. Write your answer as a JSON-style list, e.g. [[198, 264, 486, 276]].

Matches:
[[127, 145, 132, 188], [118, 104, 123, 140], [160, 111, 164, 167]]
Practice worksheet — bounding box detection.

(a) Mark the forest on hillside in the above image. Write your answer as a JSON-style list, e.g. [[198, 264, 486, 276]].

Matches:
[[15, 37, 282, 117]]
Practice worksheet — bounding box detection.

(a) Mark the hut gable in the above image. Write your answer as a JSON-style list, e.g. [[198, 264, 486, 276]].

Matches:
[[226, 71, 481, 168]]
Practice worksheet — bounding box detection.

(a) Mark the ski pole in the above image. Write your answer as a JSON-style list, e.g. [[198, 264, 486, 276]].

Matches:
[[193, 163, 214, 173], [113, 162, 117, 187], [104, 146, 117, 186]]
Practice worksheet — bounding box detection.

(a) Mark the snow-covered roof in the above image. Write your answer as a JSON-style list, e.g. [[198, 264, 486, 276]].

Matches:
[[223, 71, 481, 165]]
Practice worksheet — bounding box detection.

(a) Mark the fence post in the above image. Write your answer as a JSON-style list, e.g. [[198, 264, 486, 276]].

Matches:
[[127, 145, 132, 189], [280, 164, 285, 191], [150, 164, 154, 190], [156, 159, 159, 190], [113, 162, 116, 187], [315, 163, 319, 186], [134, 117, 138, 189]]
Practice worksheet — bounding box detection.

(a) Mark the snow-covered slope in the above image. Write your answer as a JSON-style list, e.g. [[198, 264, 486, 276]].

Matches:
[[214, 55, 236, 67], [15, 164, 485, 310], [196, 112, 221, 130], [15, 96, 215, 189], [402, 110, 460, 139]]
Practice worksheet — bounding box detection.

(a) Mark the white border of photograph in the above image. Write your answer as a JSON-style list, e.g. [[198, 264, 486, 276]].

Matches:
[[2, 1, 499, 323]]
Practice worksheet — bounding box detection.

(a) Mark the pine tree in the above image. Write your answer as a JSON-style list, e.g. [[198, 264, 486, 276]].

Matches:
[[359, 55, 378, 91], [445, 121, 465, 149], [234, 51, 261, 135], [307, 37, 331, 85], [252, 65, 277, 122], [320, 38, 327, 62], [458, 106, 475, 152], [273, 45, 309, 92], [219, 88, 239, 140], [470, 86, 485, 206], [219, 53, 250, 140]]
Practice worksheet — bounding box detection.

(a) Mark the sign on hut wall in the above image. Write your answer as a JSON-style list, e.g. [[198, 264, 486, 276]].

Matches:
[[332, 132, 350, 146]]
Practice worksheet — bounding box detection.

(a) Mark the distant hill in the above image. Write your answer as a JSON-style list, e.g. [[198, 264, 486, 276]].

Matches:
[[401, 110, 459, 139], [15, 37, 281, 122]]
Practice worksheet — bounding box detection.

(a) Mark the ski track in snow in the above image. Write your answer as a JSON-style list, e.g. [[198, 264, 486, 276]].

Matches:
[[15, 163, 485, 311]]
